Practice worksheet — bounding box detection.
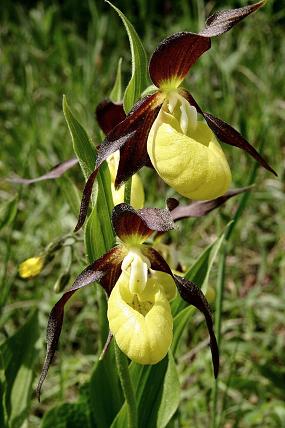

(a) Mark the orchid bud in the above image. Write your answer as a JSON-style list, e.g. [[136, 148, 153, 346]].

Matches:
[[147, 93, 231, 200], [19, 256, 45, 279]]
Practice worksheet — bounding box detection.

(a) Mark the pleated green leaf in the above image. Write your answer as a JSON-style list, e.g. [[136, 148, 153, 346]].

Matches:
[[107, 1, 149, 113]]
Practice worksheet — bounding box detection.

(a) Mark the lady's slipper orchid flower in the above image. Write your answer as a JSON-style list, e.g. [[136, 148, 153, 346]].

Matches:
[[37, 203, 219, 399], [75, 0, 276, 232]]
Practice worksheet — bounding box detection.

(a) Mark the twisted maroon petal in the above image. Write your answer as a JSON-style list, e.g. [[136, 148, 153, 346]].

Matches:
[[143, 247, 219, 377], [8, 158, 78, 185], [203, 113, 277, 176], [170, 187, 252, 220], [174, 275, 219, 378], [36, 246, 125, 400], [200, 1, 265, 37]]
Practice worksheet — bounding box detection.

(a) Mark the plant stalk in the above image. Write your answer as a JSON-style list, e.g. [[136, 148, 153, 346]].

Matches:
[[115, 343, 138, 428]]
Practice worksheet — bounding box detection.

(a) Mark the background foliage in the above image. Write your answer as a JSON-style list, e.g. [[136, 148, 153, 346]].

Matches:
[[0, 0, 284, 427]]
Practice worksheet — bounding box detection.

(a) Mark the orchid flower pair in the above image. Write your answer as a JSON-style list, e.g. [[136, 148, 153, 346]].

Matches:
[[37, 0, 276, 399]]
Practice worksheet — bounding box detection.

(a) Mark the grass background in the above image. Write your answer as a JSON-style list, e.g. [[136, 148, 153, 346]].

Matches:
[[0, 0, 284, 426]]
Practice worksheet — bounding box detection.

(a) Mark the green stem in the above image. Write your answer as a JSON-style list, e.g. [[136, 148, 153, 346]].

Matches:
[[124, 177, 132, 205], [115, 343, 137, 428]]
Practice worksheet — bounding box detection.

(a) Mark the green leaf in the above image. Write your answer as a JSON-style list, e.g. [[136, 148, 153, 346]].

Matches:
[[0, 310, 39, 428], [0, 195, 18, 231], [63, 95, 96, 180], [63, 95, 114, 260], [84, 161, 114, 261], [156, 351, 180, 428], [110, 58, 123, 103], [107, 1, 149, 113]]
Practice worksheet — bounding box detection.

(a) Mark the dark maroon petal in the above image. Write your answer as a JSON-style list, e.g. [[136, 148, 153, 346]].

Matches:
[[142, 247, 219, 377], [96, 100, 126, 135], [8, 158, 78, 185], [115, 105, 160, 187], [171, 187, 252, 220], [142, 247, 173, 274], [203, 113, 277, 176], [200, 1, 265, 37], [174, 275, 219, 378], [36, 246, 125, 401], [149, 32, 211, 88], [74, 93, 162, 232], [112, 203, 174, 244]]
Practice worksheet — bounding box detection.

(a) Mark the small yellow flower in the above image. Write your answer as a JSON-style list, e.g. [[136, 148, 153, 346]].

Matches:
[[19, 256, 44, 279], [108, 152, 145, 209], [147, 92, 231, 200], [107, 247, 176, 364]]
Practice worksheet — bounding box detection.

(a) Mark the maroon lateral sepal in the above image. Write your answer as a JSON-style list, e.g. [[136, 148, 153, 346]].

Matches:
[[96, 99, 126, 135], [170, 187, 252, 220], [203, 112, 277, 176], [112, 203, 174, 244], [8, 158, 78, 185], [74, 93, 162, 232], [149, 32, 211, 88], [174, 274, 219, 378], [200, 1, 265, 37], [36, 246, 125, 401]]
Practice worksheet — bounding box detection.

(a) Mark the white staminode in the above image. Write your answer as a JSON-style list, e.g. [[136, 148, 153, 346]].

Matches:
[[167, 92, 197, 135], [121, 249, 150, 295]]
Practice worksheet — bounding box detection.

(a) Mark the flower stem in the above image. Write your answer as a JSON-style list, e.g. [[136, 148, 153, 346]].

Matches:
[[124, 177, 132, 205], [115, 342, 137, 428]]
